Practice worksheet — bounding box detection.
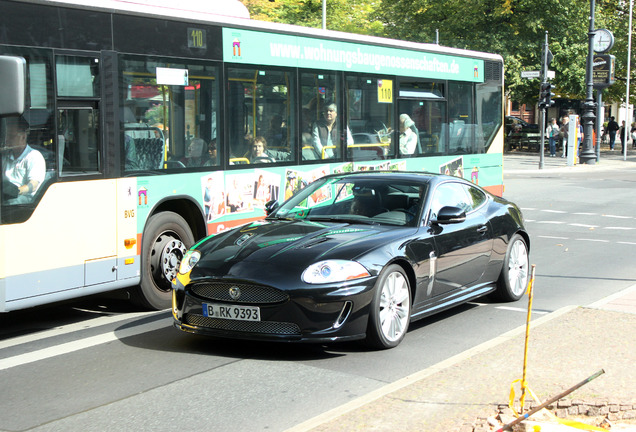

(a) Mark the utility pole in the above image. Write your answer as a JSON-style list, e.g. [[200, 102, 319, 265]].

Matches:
[[580, 0, 597, 164], [538, 32, 554, 169]]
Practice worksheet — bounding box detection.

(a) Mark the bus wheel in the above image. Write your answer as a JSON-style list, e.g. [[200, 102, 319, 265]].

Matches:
[[133, 211, 195, 310]]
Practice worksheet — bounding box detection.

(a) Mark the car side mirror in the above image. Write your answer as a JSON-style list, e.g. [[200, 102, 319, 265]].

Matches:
[[264, 200, 279, 216], [431, 206, 466, 224]]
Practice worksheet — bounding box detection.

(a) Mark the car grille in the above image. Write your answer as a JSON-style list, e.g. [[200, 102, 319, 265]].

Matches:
[[190, 282, 288, 304], [183, 313, 301, 336]]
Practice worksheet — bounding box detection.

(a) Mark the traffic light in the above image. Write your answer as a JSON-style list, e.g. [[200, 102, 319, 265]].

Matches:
[[538, 82, 555, 108]]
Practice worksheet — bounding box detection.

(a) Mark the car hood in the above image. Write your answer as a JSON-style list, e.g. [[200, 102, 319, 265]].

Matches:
[[190, 219, 414, 280]]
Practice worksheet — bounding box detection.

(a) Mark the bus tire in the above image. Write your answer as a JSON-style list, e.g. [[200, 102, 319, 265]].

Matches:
[[132, 211, 195, 310]]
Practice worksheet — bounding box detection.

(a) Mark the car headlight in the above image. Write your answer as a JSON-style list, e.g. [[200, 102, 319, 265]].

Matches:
[[302, 260, 370, 284], [179, 250, 201, 275]]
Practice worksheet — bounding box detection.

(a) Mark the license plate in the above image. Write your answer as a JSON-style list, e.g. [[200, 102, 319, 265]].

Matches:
[[202, 303, 261, 321]]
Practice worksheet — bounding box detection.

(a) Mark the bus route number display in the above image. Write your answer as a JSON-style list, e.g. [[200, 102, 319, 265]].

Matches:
[[188, 28, 207, 49], [377, 79, 393, 104]]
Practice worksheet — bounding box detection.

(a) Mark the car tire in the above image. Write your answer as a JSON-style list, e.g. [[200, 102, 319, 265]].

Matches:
[[131, 211, 195, 310], [493, 233, 529, 302], [365, 264, 411, 349]]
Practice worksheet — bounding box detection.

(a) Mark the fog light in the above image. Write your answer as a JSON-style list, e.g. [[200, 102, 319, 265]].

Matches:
[[333, 301, 352, 329]]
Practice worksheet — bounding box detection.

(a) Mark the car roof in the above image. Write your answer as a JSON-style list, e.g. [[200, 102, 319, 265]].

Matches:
[[321, 170, 464, 186]]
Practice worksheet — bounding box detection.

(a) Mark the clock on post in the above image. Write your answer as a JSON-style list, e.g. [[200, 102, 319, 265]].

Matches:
[[593, 28, 614, 53]]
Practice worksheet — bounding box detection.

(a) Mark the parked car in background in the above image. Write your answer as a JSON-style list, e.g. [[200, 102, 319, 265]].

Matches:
[[172, 171, 530, 349], [505, 116, 540, 151]]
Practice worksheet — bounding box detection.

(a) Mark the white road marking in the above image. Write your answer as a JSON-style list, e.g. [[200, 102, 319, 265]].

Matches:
[[603, 227, 636, 230], [0, 317, 169, 371], [569, 223, 598, 228], [573, 212, 598, 216], [0, 310, 166, 350], [535, 221, 566, 224], [602, 214, 632, 219], [618, 241, 636, 245], [537, 235, 569, 240], [541, 210, 567, 213], [575, 238, 610, 243]]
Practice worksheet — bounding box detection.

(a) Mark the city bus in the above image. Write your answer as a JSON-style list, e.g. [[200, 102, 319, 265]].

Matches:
[[0, 0, 504, 312]]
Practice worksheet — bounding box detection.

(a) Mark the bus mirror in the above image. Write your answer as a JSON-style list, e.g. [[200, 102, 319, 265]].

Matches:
[[0, 56, 27, 116]]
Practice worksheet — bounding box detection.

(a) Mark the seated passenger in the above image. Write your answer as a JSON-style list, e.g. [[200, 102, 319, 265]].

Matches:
[[311, 102, 353, 159], [182, 138, 207, 166], [399, 114, 418, 155], [1, 116, 46, 203], [204, 139, 218, 167], [249, 136, 275, 163]]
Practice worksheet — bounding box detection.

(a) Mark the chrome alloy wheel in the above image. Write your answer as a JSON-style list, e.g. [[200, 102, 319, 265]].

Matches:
[[378, 270, 411, 342], [507, 237, 529, 298]]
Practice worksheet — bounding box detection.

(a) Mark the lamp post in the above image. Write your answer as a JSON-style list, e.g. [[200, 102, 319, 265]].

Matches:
[[580, 0, 597, 165], [322, 0, 326, 30]]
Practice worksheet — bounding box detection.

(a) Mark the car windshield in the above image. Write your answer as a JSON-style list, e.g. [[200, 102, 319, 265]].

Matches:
[[269, 176, 427, 227]]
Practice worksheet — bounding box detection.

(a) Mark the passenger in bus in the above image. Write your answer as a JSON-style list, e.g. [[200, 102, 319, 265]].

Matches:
[[204, 139, 218, 166], [1, 116, 46, 203], [266, 115, 285, 148], [248, 136, 275, 163], [311, 102, 353, 159], [399, 114, 418, 155], [182, 138, 207, 166]]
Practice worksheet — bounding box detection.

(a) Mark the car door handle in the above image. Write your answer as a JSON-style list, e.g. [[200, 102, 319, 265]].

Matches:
[[477, 225, 488, 234]]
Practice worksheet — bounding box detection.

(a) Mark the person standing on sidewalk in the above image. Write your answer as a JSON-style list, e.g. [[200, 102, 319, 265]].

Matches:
[[546, 117, 559, 157], [607, 116, 619, 150], [560, 115, 569, 158], [576, 117, 584, 156]]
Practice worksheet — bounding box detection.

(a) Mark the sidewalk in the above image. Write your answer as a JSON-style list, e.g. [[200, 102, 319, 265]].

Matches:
[[288, 284, 636, 432], [504, 147, 636, 173]]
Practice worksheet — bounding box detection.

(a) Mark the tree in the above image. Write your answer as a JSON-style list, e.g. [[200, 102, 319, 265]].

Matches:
[[241, 0, 384, 35], [374, 0, 600, 105]]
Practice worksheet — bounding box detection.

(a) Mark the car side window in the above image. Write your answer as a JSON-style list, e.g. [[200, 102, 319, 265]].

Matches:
[[463, 184, 487, 210], [430, 182, 472, 219]]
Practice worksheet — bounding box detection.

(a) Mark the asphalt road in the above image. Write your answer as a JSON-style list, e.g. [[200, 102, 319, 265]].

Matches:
[[1, 157, 635, 432]]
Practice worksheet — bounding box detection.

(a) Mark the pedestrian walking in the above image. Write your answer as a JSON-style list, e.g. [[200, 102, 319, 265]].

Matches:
[[545, 117, 559, 157], [631, 122, 636, 149], [607, 116, 619, 150]]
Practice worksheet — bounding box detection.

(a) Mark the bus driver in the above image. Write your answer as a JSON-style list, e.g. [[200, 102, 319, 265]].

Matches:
[[1, 116, 46, 203]]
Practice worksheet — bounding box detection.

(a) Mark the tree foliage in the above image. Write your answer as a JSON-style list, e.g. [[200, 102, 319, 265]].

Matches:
[[241, 0, 384, 35], [241, 0, 635, 106]]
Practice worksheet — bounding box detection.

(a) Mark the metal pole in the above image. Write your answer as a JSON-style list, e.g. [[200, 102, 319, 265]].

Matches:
[[580, 0, 597, 164], [596, 89, 603, 161], [625, 0, 633, 160], [539, 32, 549, 169], [322, 0, 326, 30]]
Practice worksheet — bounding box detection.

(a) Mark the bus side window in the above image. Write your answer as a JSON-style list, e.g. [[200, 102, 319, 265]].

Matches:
[[300, 72, 340, 162], [227, 67, 296, 165], [346, 75, 392, 161]]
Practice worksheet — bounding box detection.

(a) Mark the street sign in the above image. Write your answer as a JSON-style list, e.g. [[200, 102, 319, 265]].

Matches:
[[593, 54, 615, 89], [521, 70, 541, 78]]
